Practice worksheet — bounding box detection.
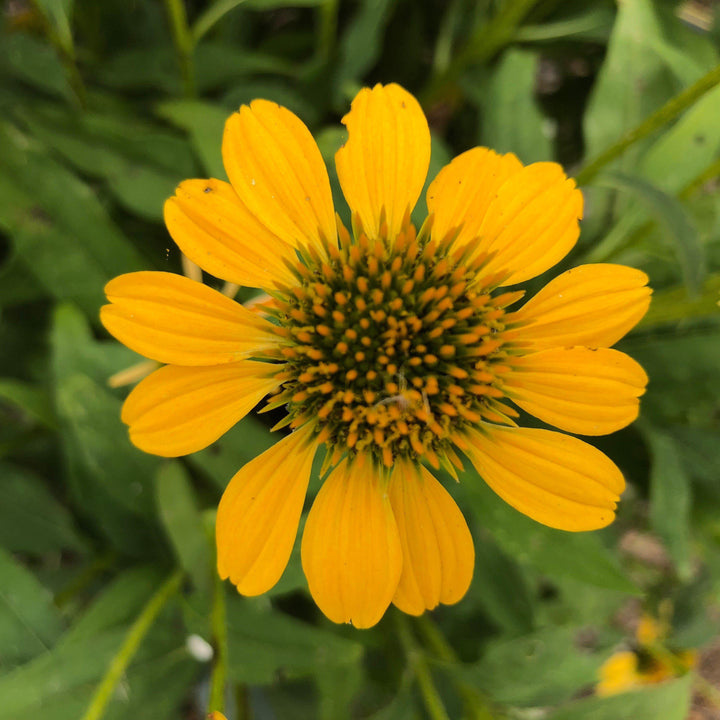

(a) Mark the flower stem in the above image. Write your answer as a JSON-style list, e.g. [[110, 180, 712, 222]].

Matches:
[[164, 0, 196, 98], [576, 62, 720, 186], [395, 613, 450, 720], [318, 0, 340, 63], [80, 571, 183, 720], [207, 573, 228, 715], [416, 615, 498, 720]]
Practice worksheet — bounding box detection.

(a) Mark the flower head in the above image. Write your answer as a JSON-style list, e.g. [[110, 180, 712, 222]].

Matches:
[[101, 84, 651, 628]]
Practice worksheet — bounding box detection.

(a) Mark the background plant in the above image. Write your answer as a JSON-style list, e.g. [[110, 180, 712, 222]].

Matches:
[[1, 1, 720, 719]]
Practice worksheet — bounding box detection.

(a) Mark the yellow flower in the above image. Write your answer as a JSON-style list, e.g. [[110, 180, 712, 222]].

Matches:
[[100, 84, 651, 628], [597, 613, 697, 696]]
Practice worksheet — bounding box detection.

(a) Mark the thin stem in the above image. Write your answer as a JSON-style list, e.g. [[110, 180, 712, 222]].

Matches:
[[576, 62, 720, 186], [164, 0, 196, 98], [80, 571, 183, 720], [318, 0, 339, 63], [395, 613, 451, 720], [417, 615, 498, 720], [207, 575, 228, 715], [422, 0, 542, 107]]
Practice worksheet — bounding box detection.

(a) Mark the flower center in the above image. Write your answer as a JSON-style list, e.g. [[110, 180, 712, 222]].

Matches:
[[266, 219, 522, 469]]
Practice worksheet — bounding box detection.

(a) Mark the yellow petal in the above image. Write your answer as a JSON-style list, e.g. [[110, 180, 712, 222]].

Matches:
[[596, 651, 642, 697], [503, 347, 648, 436], [336, 83, 430, 241], [121, 362, 280, 457], [301, 458, 402, 628], [505, 264, 652, 349], [389, 463, 474, 615], [465, 426, 625, 531], [101, 271, 277, 365], [427, 147, 523, 249], [164, 178, 297, 288], [428, 153, 582, 285], [222, 100, 336, 254], [216, 427, 317, 596]]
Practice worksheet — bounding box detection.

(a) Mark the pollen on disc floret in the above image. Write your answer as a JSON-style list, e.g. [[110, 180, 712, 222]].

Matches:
[[261, 211, 524, 473]]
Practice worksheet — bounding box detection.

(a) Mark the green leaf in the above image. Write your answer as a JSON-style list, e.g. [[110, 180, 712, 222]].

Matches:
[[189, 416, 275, 489], [365, 679, 418, 719], [157, 99, 229, 178], [465, 530, 534, 635], [640, 84, 720, 193], [32, 0, 75, 54], [0, 34, 70, 100], [0, 462, 85, 555], [107, 164, 178, 221], [0, 122, 147, 317], [155, 462, 213, 596], [595, 171, 705, 295], [581, 0, 677, 240], [61, 567, 164, 646], [0, 547, 64, 667], [0, 378, 56, 428], [515, 5, 614, 43], [317, 653, 363, 720], [642, 426, 693, 580], [669, 426, 720, 502], [481, 48, 552, 163], [624, 327, 720, 425], [584, 0, 675, 165], [16, 104, 196, 221], [548, 673, 694, 720], [0, 619, 189, 720], [640, 274, 720, 327], [333, 0, 398, 104], [225, 594, 363, 684], [462, 626, 608, 707], [459, 471, 638, 594], [51, 305, 163, 555]]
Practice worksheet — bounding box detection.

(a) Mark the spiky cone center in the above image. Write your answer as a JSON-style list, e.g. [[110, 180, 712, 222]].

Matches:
[[262, 214, 523, 472]]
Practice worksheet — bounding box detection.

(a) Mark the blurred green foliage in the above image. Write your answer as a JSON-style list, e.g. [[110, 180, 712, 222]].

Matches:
[[1, 0, 720, 718]]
